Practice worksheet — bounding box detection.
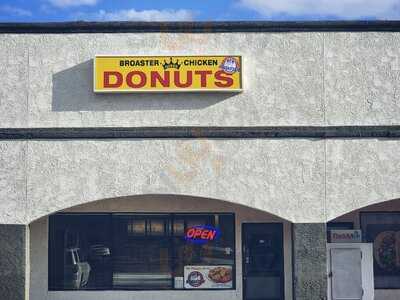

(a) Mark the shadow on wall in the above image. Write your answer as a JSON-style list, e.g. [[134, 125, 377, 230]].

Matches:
[[52, 59, 237, 112]]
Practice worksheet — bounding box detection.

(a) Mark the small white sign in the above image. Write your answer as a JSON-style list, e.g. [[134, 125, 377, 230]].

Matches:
[[331, 230, 362, 243], [174, 277, 184, 289], [184, 265, 233, 289]]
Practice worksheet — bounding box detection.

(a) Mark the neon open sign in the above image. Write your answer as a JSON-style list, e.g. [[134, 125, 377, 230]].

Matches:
[[185, 225, 220, 245]]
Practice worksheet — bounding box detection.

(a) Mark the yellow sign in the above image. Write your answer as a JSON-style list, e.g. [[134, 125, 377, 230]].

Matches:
[[94, 55, 242, 93]]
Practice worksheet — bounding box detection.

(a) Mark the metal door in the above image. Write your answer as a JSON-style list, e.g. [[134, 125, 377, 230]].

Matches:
[[242, 223, 284, 300], [330, 248, 363, 300], [327, 244, 374, 300]]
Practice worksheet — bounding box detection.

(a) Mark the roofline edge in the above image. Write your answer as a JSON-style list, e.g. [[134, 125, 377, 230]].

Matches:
[[2, 20, 400, 33]]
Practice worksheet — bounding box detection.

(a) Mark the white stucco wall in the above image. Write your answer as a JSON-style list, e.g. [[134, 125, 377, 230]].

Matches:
[[3, 33, 400, 300], [2, 27, 400, 300], [326, 139, 400, 221], [29, 195, 293, 300], [2, 32, 400, 128], [1, 30, 400, 223], [1, 32, 324, 128], [0, 139, 326, 225], [3, 138, 400, 225]]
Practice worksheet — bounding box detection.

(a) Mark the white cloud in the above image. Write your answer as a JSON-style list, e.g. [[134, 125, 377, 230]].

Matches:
[[79, 8, 194, 21], [48, 0, 98, 8], [0, 5, 32, 17], [239, 0, 400, 19]]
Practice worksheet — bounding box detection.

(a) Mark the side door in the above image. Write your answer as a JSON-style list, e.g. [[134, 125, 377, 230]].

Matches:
[[242, 223, 284, 300], [330, 248, 363, 300], [327, 244, 374, 300]]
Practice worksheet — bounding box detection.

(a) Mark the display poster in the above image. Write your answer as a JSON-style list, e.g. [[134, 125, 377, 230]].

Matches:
[[184, 265, 233, 289]]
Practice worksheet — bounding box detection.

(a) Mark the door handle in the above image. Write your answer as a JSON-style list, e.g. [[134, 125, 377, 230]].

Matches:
[[328, 271, 333, 278]]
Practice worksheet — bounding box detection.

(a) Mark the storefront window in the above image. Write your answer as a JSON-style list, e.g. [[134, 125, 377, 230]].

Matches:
[[173, 214, 235, 289], [112, 214, 172, 289], [361, 212, 400, 289], [48, 214, 113, 290], [49, 213, 235, 291]]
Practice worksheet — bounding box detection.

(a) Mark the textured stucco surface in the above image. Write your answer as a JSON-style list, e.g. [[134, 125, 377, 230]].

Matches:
[[2, 29, 400, 300], [2, 138, 400, 224], [326, 139, 400, 221], [3, 32, 323, 127], [0, 142, 27, 224], [30, 196, 293, 300], [23, 139, 325, 224], [3, 32, 400, 127], [0, 35, 28, 128], [292, 223, 327, 300], [0, 224, 27, 300], [325, 32, 400, 125]]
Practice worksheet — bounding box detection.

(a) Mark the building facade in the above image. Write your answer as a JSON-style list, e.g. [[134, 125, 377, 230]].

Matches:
[[2, 21, 400, 300]]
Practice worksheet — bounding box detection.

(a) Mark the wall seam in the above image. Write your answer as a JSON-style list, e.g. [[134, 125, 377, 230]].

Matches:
[[25, 36, 30, 225], [24, 140, 30, 299], [323, 32, 328, 224], [25, 37, 30, 226], [26, 37, 30, 131]]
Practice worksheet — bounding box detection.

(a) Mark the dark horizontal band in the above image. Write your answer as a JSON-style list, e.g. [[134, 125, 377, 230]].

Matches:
[[1, 126, 400, 140], [2, 21, 400, 34]]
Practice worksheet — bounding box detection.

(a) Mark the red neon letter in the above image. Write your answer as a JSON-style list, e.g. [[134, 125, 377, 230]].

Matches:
[[201, 230, 210, 240], [186, 228, 195, 238], [215, 70, 234, 88], [174, 71, 193, 88], [150, 71, 170, 87], [103, 71, 123, 88], [194, 229, 202, 238], [126, 71, 147, 88], [207, 230, 217, 240], [195, 70, 212, 87]]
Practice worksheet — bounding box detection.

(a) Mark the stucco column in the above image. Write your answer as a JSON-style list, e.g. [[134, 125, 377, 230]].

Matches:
[[292, 223, 327, 300], [0, 224, 28, 300]]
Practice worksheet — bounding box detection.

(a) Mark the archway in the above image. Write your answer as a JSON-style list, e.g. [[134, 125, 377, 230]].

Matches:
[[29, 194, 294, 300]]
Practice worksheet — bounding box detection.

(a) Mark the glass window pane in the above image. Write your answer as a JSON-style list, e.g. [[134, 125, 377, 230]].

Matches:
[[173, 214, 235, 288], [361, 212, 400, 289], [65, 252, 73, 265], [127, 219, 146, 236], [149, 219, 166, 236], [112, 215, 173, 289], [173, 219, 185, 236], [49, 213, 235, 291], [48, 214, 112, 290]]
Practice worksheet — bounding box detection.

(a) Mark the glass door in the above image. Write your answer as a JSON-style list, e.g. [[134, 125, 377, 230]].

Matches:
[[242, 223, 284, 300]]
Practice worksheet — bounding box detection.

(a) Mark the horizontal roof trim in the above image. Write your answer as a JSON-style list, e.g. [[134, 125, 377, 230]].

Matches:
[[2, 21, 400, 33], [2, 126, 400, 139]]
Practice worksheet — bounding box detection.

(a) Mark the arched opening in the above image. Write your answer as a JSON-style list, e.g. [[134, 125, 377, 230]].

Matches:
[[29, 194, 293, 300], [328, 198, 400, 300]]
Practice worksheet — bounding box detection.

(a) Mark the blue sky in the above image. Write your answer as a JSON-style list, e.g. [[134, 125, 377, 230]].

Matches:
[[1, 0, 400, 22]]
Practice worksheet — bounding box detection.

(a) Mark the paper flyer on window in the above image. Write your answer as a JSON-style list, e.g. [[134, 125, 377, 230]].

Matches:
[[184, 265, 233, 289]]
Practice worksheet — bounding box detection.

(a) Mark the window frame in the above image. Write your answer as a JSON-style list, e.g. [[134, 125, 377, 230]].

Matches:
[[48, 212, 236, 292]]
